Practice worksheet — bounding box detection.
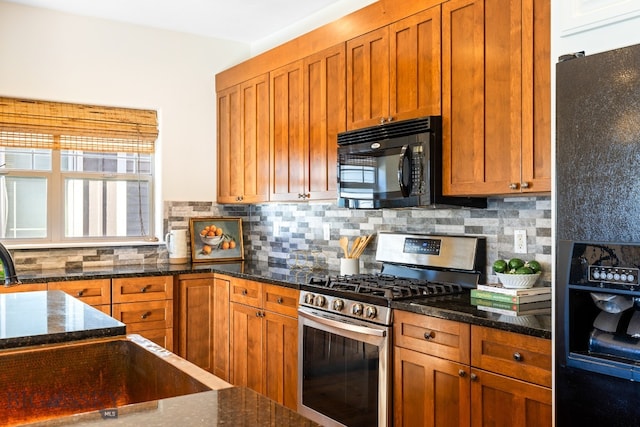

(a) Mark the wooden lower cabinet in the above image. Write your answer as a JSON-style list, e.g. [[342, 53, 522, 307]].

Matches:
[[229, 279, 299, 410], [48, 279, 111, 314], [393, 310, 551, 427], [177, 274, 215, 373], [213, 275, 230, 381], [394, 346, 469, 427]]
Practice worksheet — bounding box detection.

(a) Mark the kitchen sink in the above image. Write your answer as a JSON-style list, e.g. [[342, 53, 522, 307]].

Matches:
[[0, 334, 230, 425]]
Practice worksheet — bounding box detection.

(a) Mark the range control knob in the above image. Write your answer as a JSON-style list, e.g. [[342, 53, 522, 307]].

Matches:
[[365, 306, 377, 319], [352, 303, 363, 316], [315, 295, 326, 308], [304, 293, 315, 305], [333, 299, 345, 311]]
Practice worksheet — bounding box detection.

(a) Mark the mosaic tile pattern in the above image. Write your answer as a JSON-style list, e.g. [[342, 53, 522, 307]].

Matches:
[[10, 196, 552, 285]]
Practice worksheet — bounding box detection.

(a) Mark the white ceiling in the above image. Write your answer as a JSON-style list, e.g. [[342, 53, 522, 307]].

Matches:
[[2, 0, 351, 44]]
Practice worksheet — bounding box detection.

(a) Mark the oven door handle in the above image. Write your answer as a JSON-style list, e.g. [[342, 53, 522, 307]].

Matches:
[[298, 308, 387, 337]]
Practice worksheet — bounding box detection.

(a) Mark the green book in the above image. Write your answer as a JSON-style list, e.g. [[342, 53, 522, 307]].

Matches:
[[470, 288, 551, 304]]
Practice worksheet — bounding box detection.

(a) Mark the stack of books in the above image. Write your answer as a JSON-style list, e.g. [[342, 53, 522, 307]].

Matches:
[[471, 283, 551, 316]]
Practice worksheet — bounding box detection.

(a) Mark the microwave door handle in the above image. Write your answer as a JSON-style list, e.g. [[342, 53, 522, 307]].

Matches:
[[398, 145, 412, 197]]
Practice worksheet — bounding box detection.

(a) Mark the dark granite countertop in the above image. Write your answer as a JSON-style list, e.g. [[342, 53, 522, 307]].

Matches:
[[27, 387, 320, 426], [11, 260, 550, 339], [0, 290, 126, 349]]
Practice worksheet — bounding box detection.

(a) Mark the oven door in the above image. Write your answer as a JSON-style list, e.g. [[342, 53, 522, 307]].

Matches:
[[298, 306, 390, 427]]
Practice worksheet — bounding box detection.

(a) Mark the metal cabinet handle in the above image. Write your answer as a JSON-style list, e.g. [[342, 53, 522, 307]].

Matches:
[[423, 331, 435, 340], [255, 311, 265, 318], [513, 352, 523, 362], [458, 369, 466, 378], [276, 297, 284, 304], [141, 311, 151, 319], [520, 182, 530, 189], [140, 285, 149, 293], [76, 289, 86, 297], [509, 182, 519, 190], [470, 373, 478, 381], [242, 289, 248, 296]]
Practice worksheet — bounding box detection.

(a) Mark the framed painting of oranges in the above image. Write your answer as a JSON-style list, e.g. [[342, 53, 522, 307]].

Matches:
[[189, 217, 244, 262]]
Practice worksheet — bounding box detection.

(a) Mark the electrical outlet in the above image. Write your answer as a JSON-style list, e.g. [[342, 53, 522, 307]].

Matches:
[[514, 229, 527, 253], [323, 223, 331, 240]]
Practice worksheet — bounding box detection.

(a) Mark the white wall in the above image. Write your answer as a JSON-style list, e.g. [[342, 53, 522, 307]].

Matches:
[[0, 1, 250, 205]]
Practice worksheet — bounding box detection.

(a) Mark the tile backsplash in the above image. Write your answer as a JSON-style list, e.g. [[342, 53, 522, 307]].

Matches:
[[10, 196, 551, 285]]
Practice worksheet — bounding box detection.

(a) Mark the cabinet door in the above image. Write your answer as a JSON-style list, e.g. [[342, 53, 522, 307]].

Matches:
[[442, 0, 486, 196], [240, 74, 270, 203], [471, 369, 552, 427], [213, 275, 230, 381], [217, 84, 242, 203], [389, 6, 442, 120], [394, 346, 470, 427], [346, 26, 390, 130], [230, 302, 263, 394], [270, 60, 305, 201], [178, 276, 214, 372], [520, 0, 551, 192], [263, 310, 298, 410], [303, 44, 346, 200]]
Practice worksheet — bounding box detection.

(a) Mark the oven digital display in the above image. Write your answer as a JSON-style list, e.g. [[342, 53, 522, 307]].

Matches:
[[403, 238, 441, 255]]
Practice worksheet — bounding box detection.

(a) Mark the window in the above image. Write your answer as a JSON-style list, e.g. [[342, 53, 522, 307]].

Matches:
[[0, 98, 158, 243]]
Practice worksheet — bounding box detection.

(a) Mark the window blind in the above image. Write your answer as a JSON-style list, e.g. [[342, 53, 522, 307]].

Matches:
[[0, 97, 158, 153]]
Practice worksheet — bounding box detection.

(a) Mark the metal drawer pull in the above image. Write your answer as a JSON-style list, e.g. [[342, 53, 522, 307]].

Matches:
[[140, 285, 150, 293], [242, 289, 248, 296], [141, 311, 151, 319], [470, 373, 478, 381], [458, 369, 466, 377], [76, 289, 86, 297], [513, 352, 523, 362], [255, 311, 265, 318], [277, 297, 284, 304], [423, 331, 435, 340]]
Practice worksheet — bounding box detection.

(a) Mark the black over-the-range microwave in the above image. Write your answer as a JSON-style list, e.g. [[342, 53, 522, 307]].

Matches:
[[336, 116, 487, 209]]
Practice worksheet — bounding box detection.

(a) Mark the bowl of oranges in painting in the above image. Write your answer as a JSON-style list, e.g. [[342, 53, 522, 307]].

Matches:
[[199, 224, 237, 254]]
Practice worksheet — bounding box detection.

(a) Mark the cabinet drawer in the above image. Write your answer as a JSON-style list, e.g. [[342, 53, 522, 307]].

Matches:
[[263, 284, 298, 317], [0, 283, 46, 293], [112, 276, 173, 303], [394, 310, 470, 364], [112, 300, 173, 332], [229, 278, 262, 307], [471, 325, 551, 388], [48, 279, 111, 306]]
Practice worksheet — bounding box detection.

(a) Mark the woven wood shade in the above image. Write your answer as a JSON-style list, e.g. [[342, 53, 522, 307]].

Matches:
[[0, 97, 158, 153]]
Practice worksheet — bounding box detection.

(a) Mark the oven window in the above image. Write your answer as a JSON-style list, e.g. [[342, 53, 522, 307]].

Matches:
[[302, 325, 379, 427]]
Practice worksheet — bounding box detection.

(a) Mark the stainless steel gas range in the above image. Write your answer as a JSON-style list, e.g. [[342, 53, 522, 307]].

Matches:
[[297, 232, 486, 427]]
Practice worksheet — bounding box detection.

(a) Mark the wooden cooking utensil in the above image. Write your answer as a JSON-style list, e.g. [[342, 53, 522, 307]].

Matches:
[[339, 236, 350, 258], [349, 237, 361, 258]]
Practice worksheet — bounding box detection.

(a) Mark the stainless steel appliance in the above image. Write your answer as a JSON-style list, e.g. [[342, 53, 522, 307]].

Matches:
[[297, 232, 485, 427], [336, 116, 487, 209], [556, 43, 640, 425]]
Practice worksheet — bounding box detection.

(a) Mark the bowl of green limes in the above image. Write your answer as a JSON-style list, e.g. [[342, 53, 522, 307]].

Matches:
[[493, 258, 542, 289]]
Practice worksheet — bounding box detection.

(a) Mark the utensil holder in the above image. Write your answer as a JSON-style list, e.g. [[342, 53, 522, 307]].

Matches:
[[340, 258, 360, 276]]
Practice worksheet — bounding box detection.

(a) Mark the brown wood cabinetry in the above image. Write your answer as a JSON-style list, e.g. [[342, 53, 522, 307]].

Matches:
[[442, 0, 550, 196], [48, 279, 111, 314], [217, 74, 270, 204], [346, 7, 442, 131], [393, 310, 551, 427], [230, 278, 299, 410], [111, 275, 173, 351], [213, 275, 230, 381], [0, 282, 46, 293]]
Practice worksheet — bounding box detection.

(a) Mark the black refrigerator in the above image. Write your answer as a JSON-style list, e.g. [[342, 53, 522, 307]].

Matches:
[[556, 43, 640, 426]]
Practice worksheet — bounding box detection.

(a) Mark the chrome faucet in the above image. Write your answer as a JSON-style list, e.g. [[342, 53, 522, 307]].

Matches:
[[0, 241, 20, 286]]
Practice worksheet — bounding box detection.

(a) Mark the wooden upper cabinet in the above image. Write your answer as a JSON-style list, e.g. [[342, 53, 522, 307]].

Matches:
[[304, 44, 346, 200], [217, 84, 241, 203], [347, 6, 442, 131], [217, 74, 270, 204], [270, 60, 305, 201], [346, 26, 390, 130], [389, 6, 442, 121], [442, 0, 550, 196]]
